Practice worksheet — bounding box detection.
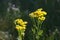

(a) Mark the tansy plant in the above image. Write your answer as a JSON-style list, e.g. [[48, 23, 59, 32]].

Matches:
[[29, 8, 47, 40], [14, 19, 28, 40]]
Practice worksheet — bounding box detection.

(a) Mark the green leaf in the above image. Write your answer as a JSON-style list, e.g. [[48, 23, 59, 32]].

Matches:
[[38, 30, 43, 36], [32, 28, 35, 34], [36, 35, 40, 40]]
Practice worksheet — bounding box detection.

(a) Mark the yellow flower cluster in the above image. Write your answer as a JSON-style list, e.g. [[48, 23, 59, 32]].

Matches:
[[14, 19, 28, 30], [29, 8, 47, 21]]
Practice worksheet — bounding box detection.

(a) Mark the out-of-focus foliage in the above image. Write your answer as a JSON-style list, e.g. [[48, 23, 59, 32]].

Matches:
[[0, 0, 60, 40], [0, 31, 12, 40]]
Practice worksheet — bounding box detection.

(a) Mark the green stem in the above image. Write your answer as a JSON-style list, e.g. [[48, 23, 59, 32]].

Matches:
[[39, 20, 43, 29], [32, 18, 37, 40], [18, 30, 22, 40], [19, 35, 22, 40], [36, 19, 43, 40], [32, 18, 36, 26], [37, 19, 40, 29]]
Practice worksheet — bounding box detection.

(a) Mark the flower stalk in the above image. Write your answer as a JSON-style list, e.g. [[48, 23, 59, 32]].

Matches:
[[14, 19, 28, 40], [29, 8, 47, 40]]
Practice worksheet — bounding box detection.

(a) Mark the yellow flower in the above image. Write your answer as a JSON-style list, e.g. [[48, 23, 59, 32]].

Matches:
[[14, 19, 28, 25], [19, 21, 27, 26], [14, 19, 27, 30], [14, 19, 23, 24], [29, 12, 37, 17], [34, 12, 44, 17], [42, 11, 47, 15], [16, 25, 21, 30], [22, 25, 26, 27], [24, 21, 28, 24], [38, 17, 45, 21], [17, 19, 23, 24], [37, 8, 43, 11], [34, 8, 47, 17], [29, 8, 47, 18], [16, 25, 26, 30]]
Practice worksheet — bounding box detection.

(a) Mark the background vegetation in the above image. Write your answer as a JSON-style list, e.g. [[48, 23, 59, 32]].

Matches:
[[0, 0, 60, 40]]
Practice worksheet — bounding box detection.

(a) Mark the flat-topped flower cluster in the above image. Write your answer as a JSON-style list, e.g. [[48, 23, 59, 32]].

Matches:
[[29, 8, 47, 21], [14, 19, 28, 30]]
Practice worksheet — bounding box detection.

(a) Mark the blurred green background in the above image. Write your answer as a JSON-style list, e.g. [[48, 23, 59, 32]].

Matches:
[[0, 0, 60, 40]]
